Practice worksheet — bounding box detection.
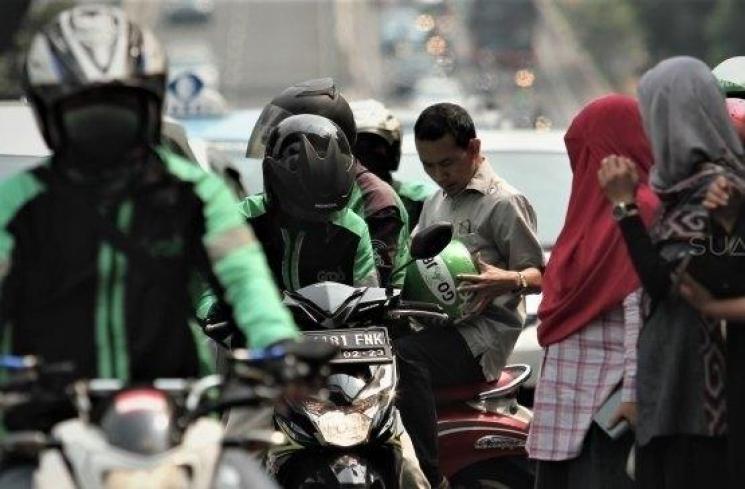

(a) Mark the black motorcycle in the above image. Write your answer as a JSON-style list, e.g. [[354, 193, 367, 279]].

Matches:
[[267, 223, 454, 488]]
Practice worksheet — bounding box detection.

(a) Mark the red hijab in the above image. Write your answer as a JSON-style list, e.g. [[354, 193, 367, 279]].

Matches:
[[537, 94, 659, 346]]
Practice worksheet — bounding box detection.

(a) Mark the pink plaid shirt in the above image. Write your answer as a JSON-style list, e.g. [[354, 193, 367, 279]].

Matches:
[[526, 291, 641, 461]]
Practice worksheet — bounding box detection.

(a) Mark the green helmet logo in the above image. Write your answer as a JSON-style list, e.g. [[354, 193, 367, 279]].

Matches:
[[402, 240, 478, 320]]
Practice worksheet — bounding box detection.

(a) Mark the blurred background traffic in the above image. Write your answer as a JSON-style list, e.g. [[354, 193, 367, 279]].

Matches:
[[2, 0, 744, 131]]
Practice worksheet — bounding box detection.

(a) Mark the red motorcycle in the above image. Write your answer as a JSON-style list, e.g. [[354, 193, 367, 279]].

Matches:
[[436, 364, 534, 489]]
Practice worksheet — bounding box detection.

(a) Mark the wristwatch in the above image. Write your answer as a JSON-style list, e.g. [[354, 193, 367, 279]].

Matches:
[[612, 201, 639, 221], [513, 271, 528, 294]]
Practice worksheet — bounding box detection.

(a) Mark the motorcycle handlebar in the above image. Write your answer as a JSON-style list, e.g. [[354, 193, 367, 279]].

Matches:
[[387, 308, 450, 323], [394, 300, 447, 313]]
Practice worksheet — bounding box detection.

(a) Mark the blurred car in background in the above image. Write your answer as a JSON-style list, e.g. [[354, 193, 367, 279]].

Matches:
[[0, 101, 245, 198], [0, 101, 49, 181], [162, 0, 214, 23], [177, 109, 261, 195]]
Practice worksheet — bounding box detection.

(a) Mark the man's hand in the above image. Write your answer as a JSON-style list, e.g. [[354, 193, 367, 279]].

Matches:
[[597, 155, 639, 204], [609, 401, 637, 429], [457, 255, 519, 316]]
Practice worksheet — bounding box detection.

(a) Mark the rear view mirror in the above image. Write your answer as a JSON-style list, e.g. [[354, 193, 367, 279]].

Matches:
[[410, 222, 453, 260]]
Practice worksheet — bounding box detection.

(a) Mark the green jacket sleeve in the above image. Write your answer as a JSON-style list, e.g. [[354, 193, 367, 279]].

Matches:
[[353, 218, 380, 288], [161, 149, 299, 348], [389, 199, 411, 288], [194, 194, 269, 322], [200, 186, 299, 347]]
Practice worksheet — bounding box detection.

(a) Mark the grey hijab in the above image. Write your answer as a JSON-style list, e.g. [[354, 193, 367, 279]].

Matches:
[[638, 56, 745, 191]]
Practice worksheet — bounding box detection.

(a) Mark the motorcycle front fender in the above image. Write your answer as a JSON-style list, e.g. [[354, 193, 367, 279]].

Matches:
[[271, 445, 402, 488]]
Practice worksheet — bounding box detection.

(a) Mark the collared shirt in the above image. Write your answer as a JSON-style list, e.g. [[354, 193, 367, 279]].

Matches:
[[526, 291, 641, 461], [417, 159, 545, 380]]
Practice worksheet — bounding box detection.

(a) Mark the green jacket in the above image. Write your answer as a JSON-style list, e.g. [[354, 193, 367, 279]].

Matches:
[[393, 179, 435, 232], [197, 195, 378, 320], [0, 148, 298, 385], [241, 195, 378, 289]]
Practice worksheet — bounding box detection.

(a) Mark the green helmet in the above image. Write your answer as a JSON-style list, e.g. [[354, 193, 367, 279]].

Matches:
[[401, 239, 477, 320], [713, 57, 745, 97]]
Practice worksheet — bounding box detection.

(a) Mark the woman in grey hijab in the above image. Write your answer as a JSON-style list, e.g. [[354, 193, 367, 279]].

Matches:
[[598, 56, 745, 489]]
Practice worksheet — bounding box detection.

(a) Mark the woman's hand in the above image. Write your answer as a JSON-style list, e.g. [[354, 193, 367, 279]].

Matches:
[[598, 155, 639, 204], [703, 175, 732, 211], [609, 401, 638, 428]]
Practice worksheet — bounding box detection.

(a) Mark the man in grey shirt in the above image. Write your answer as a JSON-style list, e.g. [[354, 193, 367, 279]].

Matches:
[[395, 103, 544, 488]]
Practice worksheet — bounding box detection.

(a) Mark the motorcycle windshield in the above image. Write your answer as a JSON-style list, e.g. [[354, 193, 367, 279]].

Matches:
[[245, 103, 294, 158]]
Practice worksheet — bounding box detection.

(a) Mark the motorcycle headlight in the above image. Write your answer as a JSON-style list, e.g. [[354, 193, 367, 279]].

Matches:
[[316, 410, 372, 447], [302, 392, 383, 417], [104, 465, 190, 489], [301, 393, 387, 447]]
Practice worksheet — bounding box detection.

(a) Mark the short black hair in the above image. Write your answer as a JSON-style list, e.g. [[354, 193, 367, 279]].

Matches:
[[414, 103, 476, 149]]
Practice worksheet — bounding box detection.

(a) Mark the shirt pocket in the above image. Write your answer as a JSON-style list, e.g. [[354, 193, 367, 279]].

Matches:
[[458, 231, 504, 267]]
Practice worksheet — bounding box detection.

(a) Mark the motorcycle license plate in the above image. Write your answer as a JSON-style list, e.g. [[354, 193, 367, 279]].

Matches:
[[303, 327, 393, 364]]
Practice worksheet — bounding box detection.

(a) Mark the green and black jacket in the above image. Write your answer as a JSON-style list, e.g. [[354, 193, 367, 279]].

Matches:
[[392, 179, 435, 232], [237, 195, 378, 291], [0, 148, 298, 384]]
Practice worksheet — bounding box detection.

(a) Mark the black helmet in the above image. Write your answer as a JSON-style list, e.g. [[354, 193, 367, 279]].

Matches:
[[23, 5, 167, 152], [263, 114, 354, 222], [247, 78, 356, 158]]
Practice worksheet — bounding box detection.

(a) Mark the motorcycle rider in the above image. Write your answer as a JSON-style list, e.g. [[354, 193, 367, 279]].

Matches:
[[247, 79, 411, 287], [350, 99, 434, 229], [201, 113, 378, 312], [0, 4, 299, 430]]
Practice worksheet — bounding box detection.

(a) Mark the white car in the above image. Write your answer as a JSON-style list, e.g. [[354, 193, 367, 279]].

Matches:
[[398, 129, 572, 389], [0, 101, 50, 182], [0, 101, 232, 194]]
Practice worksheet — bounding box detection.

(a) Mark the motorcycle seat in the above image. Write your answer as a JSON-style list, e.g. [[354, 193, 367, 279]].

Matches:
[[433, 364, 531, 405]]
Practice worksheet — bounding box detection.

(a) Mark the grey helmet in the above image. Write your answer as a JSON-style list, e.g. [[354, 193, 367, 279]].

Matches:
[[23, 5, 167, 150], [350, 99, 402, 172]]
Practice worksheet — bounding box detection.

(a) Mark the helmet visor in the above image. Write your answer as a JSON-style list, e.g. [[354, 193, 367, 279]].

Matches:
[[246, 103, 293, 158]]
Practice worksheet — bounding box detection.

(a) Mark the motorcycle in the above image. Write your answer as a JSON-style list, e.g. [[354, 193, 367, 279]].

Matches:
[[435, 364, 533, 488], [267, 223, 534, 488], [0, 341, 336, 489]]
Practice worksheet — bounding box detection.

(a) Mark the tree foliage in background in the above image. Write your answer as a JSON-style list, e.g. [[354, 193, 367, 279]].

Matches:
[[0, 1, 74, 99], [706, 0, 745, 66], [627, 0, 713, 65], [557, 0, 647, 92], [559, 0, 745, 89]]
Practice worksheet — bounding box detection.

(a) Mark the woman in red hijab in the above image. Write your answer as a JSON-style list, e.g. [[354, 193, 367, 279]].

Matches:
[[526, 94, 659, 489]]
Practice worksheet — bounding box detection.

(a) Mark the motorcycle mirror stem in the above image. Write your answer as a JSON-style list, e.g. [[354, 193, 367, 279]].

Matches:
[[385, 221, 454, 298]]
